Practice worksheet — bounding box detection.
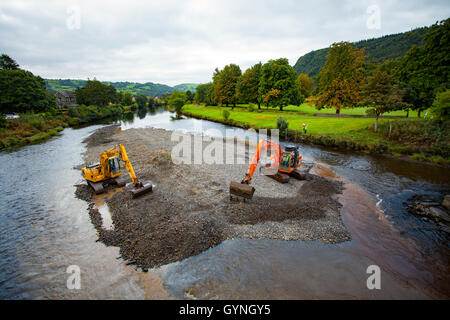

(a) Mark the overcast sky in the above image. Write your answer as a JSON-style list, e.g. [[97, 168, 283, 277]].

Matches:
[[0, 0, 449, 86]]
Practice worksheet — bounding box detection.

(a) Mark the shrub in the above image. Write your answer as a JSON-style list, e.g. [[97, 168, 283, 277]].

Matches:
[[431, 89, 450, 121], [2, 136, 20, 147], [365, 108, 377, 117], [222, 109, 230, 120], [276, 116, 289, 136], [68, 117, 79, 126], [0, 114, 6, 128], [19, 114, 44, 130], [248, 104, 256, 112], [68, 106, 80, 118]]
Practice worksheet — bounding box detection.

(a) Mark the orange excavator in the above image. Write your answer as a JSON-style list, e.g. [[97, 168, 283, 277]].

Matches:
[[229, 139, 303, 199]]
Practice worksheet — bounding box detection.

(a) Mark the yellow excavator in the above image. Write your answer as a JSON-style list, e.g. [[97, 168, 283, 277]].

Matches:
[[81, 144, 153, 198]]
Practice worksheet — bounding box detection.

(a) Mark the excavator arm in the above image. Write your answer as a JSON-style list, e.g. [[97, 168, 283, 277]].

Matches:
[[242, 139, 281, 184], [118, 144, 141, 187]]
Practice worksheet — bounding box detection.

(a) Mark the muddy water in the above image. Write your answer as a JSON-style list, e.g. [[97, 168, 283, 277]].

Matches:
[[0, 109, 448, 299]]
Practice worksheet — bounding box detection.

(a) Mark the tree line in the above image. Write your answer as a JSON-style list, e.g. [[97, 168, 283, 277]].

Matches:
[[191, 18, 449, 130], [193, 58, 306, 111], [315, 18, 449, 129]]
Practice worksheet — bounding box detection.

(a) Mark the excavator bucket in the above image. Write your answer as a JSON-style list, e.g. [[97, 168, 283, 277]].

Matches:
[[130, 182, 153, 198], [229, 181, 255, 199]]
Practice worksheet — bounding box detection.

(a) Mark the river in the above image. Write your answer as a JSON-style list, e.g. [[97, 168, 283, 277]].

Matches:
[[0, 108, 448, 299]]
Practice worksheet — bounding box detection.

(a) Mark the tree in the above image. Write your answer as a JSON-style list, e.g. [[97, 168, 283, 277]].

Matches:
[[296, 73, 314, 98], [194, 82, 216, 105], [0, 69, 56, 114], [168, 90, 187, 114], [148, 97, 155, 108], [237, 62, 262, 109], [430, 89, 450, 121], [121, 92, 133, 106], [317, 42, 366, 114], [213, 64, 242, 109], [396, 18, 450, 118], [262, 89, 281, 108], [107, 84, 120, 104], [75, 79, 118, 106], [194, 83, 208, 104], [185, 90, 194, 102], [361, 70, 409, 132], [135, 94, 147, 110], [259, 58, 301, 111], [0, 54, 19, 70]]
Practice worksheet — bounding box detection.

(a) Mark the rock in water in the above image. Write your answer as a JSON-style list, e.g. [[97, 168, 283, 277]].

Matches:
[[429, 207, 450, 223]]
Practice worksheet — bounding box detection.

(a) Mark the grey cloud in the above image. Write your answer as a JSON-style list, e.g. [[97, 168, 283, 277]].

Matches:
[[0, 0, 449, 86]]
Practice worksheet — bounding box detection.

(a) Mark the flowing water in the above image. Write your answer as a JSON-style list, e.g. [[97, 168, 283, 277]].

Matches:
[[0, 108, 448, 299]]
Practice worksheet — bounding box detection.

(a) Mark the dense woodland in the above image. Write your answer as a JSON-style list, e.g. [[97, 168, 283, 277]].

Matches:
[[293, 27, 428, 77]]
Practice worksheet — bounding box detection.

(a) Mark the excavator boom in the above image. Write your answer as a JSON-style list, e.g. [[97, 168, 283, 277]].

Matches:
[[117, 144, 153, 197]]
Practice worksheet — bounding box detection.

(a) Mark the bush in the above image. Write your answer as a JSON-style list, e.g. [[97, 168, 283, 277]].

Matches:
[[248, 104, 256, 112], [377, 120, 449, 157], [18, 114, 45, 130], [276, 116, 289, 136], [0, 114, 6, 128], [68, 106, 80, 118], [222, 109, 230, 120], [365, 108, 377, 117], [68, 117, 80, 127], [2, 136, 20, 147], [431, 89, 450, 121]]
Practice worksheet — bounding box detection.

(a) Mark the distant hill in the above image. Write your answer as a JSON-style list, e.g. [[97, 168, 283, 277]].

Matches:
[[173, 83, 199, 92], [45, 79, 198, 96], [293, 27, 428, 77]]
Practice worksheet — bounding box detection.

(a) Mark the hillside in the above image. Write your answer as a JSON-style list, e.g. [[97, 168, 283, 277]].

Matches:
[[45, 79, 198, 96], [293, 27, 428, 77], [173, 83, 199, 92]]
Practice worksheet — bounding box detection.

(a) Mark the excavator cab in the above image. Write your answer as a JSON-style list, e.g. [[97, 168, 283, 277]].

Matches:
[[279, 145, 300, 172], [108, 156, 121, 176]]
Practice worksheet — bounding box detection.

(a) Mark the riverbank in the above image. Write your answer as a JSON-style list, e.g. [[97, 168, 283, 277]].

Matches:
[[76, 125, 351, 269], [0, 113, 67, 149], [181, 104, 449, 165], [0, 104, 127, 150]]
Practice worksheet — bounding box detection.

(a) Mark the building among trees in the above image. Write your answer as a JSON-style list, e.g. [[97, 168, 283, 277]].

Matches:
[[52, 90, 77, 107]]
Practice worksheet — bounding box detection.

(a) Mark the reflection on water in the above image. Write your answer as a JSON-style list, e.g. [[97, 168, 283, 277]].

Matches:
[[0, 108, 448, 299]]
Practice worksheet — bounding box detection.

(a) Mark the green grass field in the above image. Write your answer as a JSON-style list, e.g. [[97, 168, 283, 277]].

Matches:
[[181, 104, 447, 164], [216, 103, 420, 117], [182, 104, 392, 134]]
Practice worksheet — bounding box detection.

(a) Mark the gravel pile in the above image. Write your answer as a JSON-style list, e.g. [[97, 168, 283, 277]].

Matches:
[[75, 126, 351, 269]]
